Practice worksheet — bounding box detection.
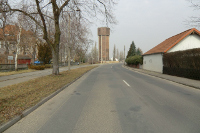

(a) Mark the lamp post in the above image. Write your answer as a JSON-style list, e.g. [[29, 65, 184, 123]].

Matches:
[[68, 46, 71, 70], [68, 13, 71, 71], [124, 45, 125, 65], [91, 43, 93, 65], [101, 35, 102, 64]]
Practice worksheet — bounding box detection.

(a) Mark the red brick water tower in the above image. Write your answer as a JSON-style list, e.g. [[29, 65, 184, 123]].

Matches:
[[98, 27, 110, 62]]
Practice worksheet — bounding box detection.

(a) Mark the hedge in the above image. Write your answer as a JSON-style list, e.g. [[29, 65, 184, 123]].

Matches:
[[163, 48, 200, 80], [163, 48, 200, 69], [28, 65, 45, 70], [163, 67, 200, 80], [125, 55, 143, 65]]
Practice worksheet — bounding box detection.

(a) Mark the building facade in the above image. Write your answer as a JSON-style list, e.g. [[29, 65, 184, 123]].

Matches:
[[98, 27, 110, 61], [0, 25, 37, 64], [143, 28, 200, 73]]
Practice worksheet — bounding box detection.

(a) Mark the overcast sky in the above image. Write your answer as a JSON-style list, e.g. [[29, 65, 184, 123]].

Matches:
[[89, 0, 200, 58]]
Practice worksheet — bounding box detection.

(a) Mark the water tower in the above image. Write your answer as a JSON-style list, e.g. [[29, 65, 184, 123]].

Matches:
[[98, 27, 110, 62]]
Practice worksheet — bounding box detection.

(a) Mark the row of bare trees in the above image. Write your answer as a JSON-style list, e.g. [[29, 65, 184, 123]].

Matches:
[[113, 44, 125, 61], [0, 0, 117, 74], [87, 42, 98, 64]]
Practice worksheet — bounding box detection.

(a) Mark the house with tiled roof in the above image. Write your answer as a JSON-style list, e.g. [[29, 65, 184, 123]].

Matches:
[[143, 28, 200, 73], [0, 25, 37, 64]]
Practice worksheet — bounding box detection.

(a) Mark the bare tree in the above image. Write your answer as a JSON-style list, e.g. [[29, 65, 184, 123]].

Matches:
[[75, 40, 91, 63], [15, 23, 22, 71], [60, 10, 91, 67], [119, 51, 124, 61], [93, 42, 98, 63], [88, 41, 98, 64], [116, 48, 119, 60], [0, 0, 10, 63], [187, 0, 200, 27], [1, 0, 117, 75]]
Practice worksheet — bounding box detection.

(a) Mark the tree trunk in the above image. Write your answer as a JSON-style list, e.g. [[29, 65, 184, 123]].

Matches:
[[32, 46, 36, 64], [15, 25, 22, 71], [52, 45, 59, 75]]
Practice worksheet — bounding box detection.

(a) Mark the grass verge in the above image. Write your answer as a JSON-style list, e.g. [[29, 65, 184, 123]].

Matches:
[[0, 69, 36, 77], [0, 65, 97, 125]]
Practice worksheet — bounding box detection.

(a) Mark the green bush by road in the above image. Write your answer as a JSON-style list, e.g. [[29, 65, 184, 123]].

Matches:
[[125, 55, 143, 65]]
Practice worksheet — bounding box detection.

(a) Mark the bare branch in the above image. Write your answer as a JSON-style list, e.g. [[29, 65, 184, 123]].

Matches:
[[59, 0, 70, 13]]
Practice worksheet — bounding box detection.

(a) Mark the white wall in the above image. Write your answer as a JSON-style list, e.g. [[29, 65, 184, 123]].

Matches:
[[168, 34, 200, 52], [143, 53, 163, 73]]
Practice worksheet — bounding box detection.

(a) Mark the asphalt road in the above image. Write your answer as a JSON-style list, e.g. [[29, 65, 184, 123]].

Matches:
[[4, 63, 200, 133]]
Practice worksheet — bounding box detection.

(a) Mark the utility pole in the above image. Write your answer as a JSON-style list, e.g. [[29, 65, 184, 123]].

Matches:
[[124, 45, 125, 65], [68, 46, 70, 70], [101, 35, 102, 64], [91, 43, 93, 65]]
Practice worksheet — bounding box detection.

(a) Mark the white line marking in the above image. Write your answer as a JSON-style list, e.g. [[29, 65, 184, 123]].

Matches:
[[123, 80, 130, 87]]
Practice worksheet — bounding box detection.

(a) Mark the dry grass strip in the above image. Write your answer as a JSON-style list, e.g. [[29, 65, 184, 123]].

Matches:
[[0, 66, 97, 125]]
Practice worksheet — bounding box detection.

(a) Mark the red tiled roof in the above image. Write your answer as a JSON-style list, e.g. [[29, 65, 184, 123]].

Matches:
[[143, 28, 200, 55]]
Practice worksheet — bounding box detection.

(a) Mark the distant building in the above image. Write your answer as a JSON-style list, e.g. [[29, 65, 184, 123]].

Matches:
[[0, 25, 37, 64], [98, 27, 110, 61], [110, 57, 118, 61], [143, 28, 200, 73]]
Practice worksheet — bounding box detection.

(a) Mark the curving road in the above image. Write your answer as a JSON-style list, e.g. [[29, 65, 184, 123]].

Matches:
[[4, 63, 200, 133]]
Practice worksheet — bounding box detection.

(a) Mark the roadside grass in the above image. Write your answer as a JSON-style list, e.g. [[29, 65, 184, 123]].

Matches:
[[0, 69, 36, 77], [0, 65, 97, 125]]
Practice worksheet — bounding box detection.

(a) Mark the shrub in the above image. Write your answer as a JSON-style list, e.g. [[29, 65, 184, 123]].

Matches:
[[28, 65, 45, 70], [125, 55, 143, 65], [45, 64, 52, 68]]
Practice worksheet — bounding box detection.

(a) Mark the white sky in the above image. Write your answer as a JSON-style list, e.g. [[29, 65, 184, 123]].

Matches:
[[89, 0, 200, 58]]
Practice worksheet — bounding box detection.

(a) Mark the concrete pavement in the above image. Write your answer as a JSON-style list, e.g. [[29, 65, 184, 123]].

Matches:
[[124, 65, 200, 89]]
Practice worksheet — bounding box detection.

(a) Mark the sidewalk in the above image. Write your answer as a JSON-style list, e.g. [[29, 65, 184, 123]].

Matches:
[[124, 65, 200, 89], [0, 64, 96, 88]]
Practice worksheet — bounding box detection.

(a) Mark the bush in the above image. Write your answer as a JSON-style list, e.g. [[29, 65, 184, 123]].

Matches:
[[125, 55, 143, 65], [45, 64, 52, 68], [28, 65, 45, 70]]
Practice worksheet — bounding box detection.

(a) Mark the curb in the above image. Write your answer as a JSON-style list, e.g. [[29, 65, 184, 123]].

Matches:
[[123, 65, 200, 90], [0, 66, 98, 133]]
